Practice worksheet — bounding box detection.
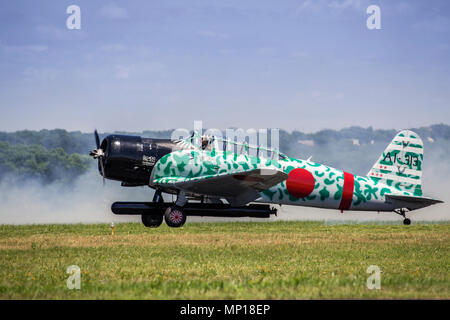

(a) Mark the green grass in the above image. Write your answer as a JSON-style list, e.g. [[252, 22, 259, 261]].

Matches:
[[0, 221, 449, 299]]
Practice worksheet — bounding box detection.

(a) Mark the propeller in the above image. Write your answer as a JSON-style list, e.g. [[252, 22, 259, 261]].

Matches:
[[89, 129, 106, 185], [95, 129, 100, 150]]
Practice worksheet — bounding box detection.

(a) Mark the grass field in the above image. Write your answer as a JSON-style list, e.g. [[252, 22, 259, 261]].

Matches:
[[0, 221, 449, 299]]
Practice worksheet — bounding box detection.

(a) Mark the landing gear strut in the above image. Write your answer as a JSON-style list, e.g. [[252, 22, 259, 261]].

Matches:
[[141, 189, 164, 228], [394, 208, 411, 225]]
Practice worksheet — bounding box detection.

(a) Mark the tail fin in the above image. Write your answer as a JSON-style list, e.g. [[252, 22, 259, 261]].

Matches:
[[367, 130, 423, 196]]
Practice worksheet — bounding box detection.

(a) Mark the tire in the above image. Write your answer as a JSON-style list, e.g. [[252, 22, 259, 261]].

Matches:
[[403, 218, 411, 225], [142, 214, 163, 228], [164, 206, 186, 228]]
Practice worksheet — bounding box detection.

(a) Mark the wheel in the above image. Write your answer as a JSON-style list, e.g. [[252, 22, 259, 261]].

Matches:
[[141, 214, 163, 228], [403, 218, 411, 225], [164, 206, 186, 228]]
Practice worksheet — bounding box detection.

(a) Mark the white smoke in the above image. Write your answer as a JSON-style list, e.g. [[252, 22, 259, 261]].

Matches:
[[0, 142, 448, 225], [0, 168, 143, 225]]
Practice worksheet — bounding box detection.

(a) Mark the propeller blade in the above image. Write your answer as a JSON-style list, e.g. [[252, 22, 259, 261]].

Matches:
[[94, 129, 100, 149], [99, 156, 106, 186], [92, 129, 105, 185]]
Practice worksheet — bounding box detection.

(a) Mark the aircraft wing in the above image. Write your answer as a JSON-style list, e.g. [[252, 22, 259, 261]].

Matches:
[[386, 194, 443, 211], [154, 168, 288, 206]]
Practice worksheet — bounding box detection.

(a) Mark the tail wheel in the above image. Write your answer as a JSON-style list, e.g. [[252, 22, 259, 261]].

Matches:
[[164, 206, 186, 228], [142, 214, 163, 228]]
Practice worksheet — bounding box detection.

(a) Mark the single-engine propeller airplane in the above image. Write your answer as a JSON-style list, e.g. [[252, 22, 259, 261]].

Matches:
[[89, 129, 442, 227]]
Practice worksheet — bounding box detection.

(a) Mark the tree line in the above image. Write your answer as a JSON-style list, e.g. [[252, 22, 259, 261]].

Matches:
[[0, 124, 448, 183], [0, 142, 90, 184]]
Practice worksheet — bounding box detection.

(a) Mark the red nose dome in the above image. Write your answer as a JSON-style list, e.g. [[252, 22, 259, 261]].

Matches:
[[286, 168, 315, 198]]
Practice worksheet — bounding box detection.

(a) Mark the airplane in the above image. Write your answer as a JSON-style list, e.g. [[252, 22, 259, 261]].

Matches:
[[89, 129, 443, 227]]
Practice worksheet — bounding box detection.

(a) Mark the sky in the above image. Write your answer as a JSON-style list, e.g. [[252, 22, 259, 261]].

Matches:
[[0, 0, 449, 133]]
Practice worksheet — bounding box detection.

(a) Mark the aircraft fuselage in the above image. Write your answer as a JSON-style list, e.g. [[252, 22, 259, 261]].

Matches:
[[151, 149, 412, 212]]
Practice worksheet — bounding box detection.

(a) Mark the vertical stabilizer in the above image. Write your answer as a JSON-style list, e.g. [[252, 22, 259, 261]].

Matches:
[[367, 130, 423, 196]]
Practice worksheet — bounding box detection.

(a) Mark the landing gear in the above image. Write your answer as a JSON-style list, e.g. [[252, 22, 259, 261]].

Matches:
[[164, 206, 186, 228], [164, 191, 187, 228], [142, 214, 163, 227], [395, 208, 412, 226], [142, 189, 164, 228], [141, 190, 187, 228]]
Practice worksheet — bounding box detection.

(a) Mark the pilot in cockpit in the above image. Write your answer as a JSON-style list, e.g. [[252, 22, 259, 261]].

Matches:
[[201, 137, 211, 150]]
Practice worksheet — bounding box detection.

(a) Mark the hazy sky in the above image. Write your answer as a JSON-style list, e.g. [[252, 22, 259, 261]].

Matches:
[[0, 0, 449, 133]]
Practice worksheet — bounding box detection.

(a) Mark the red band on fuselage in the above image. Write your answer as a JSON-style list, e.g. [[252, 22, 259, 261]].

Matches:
[[338, 172, 354, 211]]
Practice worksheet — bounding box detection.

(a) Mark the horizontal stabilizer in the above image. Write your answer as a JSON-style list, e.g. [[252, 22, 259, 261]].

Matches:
[[386, 194, 443, 211]]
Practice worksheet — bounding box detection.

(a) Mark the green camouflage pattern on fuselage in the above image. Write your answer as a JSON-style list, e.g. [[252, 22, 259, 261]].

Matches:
[[152, 129, 424, 212]]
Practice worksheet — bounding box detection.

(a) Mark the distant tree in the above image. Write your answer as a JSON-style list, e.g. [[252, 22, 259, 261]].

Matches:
[[0, 142, 91, 184]]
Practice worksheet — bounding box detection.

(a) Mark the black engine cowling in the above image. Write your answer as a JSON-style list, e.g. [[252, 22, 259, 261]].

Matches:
[[98, 135, 176, 186]]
